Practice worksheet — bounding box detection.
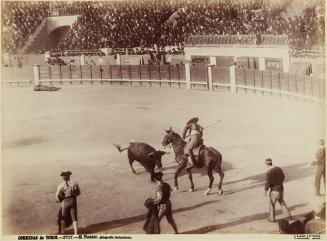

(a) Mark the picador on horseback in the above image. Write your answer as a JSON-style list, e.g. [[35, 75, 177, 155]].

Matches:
[[182, 117, 204, 170], [162, 121, 224, 195]]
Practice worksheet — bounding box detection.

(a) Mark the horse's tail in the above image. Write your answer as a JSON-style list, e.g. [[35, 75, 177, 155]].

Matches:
[[112, 143, 128, 153]]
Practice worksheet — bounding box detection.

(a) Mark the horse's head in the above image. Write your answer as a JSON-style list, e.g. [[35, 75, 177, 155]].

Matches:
[[162, 127, 174, 147]]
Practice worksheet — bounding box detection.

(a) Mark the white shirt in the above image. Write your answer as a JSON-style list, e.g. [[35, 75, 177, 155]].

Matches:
[[55, 180, 79, 201]]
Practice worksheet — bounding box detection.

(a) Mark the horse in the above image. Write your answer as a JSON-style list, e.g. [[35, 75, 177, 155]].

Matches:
[[162, 127, 224, 195]]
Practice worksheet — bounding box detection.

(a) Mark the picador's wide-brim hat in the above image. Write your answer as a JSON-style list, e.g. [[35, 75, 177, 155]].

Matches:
[[186, 117, 199, 125], [60, 171, 72, 176]]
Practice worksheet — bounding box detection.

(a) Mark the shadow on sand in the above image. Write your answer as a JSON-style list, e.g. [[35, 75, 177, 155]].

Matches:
[[161, 162, 313, 195], [163, 160, 234, 179], [117, 160, 311, 191], [181, 203, 307, 234], [75, 200, 219, 234], [222, 162, 314, 195], [62, 164, 313, 234], [64, 203, 307, 235]]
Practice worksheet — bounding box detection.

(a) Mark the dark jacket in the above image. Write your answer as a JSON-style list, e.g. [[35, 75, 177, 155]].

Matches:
[[265, 166, 285, 192], [143, 198, 160, 234], [154, 182, 172, 205]]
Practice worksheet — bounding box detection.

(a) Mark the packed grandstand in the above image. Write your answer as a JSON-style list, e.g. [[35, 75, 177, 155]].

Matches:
[[1, 0, 325, 55]]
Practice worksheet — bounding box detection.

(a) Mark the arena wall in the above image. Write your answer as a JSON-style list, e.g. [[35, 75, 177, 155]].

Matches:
[[2, 55, 45, 67], [290, 56, 325, 78], [2, 58, 324, 104], [1, 67, 33, 82], [22, 64, 323, 104], [185, 46, 290, 72]]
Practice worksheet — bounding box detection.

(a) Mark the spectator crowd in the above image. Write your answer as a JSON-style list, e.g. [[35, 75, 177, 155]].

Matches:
[[2, 1, 48, 53], [1, 0, 325, 54]]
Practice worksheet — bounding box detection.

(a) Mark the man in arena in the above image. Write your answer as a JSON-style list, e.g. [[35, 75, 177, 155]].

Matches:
[[56, 171, 81, 235], [182, 117, 203, 170], [264, 158, 292, 222], [153, 172, 178, 234], [312, 139, 325, 196]]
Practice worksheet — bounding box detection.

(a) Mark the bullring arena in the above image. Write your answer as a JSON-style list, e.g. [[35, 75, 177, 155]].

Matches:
[[1, 82, 324, 234], [1, 0, 326, 237]]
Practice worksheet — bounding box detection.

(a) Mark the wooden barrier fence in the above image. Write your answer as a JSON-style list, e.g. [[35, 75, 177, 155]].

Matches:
[[35, 64, 187, 89], [3, 63, 324, 104]]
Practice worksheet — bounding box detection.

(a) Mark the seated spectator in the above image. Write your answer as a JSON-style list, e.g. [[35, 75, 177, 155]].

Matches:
[[278, 202, 325, 234], [305, 202, 325, 234], [2, 0, 325, 54], [2, 1, 48, 53]]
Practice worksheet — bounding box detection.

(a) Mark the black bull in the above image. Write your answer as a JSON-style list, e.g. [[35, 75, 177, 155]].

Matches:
[[113, 142, 168, 181]]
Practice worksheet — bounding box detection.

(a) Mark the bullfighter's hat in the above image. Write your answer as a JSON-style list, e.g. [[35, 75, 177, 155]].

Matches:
[[186, 117, 199, 125], [60, 171, 72, 176], [153, 171, 163, 180], [319, 139, 324, 145], [265, 158, 272, 165]]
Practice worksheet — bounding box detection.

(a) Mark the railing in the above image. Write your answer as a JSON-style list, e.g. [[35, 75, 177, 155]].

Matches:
[[233, 68, 324, 103], [186, 34, 289, 47], [187, 64, 324, 103], [34, 64, 186, 88], [49, 47, 185, 57], [47, 8, 83, 17], [1, 80, 32, 86], [5, 64, 324, 105], [293, 50, 325, 58], [50, 49, 105, 57]]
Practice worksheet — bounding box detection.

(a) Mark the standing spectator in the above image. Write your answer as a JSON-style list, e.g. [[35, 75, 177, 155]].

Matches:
[[98, 55, 104, 65], [264, 158, 292, 222], [17, 57, 23, 68], [312, 139, 325, 196], [2, 1, 324, 54], [56, 171, 81, 235], [153, 172, 178, 234]]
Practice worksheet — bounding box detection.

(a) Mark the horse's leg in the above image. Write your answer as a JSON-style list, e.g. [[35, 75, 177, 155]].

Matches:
[[174, 163, 186, 191], [215, 163, 225, 195], [187, 169, 195, 192], [204, 167, 214, 195]]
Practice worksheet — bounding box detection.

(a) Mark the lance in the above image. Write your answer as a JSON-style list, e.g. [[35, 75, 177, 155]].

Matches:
[[183, 119, 222, 139]]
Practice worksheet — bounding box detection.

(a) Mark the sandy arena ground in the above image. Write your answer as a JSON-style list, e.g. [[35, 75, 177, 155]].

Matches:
[[1, 84, 325, 235]]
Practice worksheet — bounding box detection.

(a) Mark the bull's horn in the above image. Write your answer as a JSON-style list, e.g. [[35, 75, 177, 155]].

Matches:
[[147, 152, 155, 158]]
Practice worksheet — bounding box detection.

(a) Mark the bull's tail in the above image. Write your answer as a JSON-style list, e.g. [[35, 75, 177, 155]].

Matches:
[[112, 143, 128, 153]]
